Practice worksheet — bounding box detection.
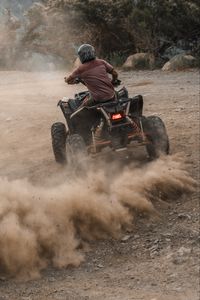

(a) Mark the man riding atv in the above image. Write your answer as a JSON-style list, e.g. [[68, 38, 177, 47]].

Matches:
[[64, 44, 119, 106], [51, 45, 169, 165]]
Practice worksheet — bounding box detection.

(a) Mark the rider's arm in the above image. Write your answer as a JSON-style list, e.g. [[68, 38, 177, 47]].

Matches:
[[111, 69, 118, 83], [102, 60, 118, 83], [64, 67, 81, 85]]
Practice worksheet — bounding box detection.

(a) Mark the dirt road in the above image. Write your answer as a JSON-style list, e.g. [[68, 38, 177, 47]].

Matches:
[[0, 70, 199, 300]]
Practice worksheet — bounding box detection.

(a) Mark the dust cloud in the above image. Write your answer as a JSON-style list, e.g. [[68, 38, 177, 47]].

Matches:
[[0, 2, 77, 71], [0, 154, 196, 279]]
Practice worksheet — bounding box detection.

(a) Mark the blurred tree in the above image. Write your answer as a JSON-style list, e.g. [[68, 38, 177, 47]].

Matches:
[[47, 0, 200, 60]]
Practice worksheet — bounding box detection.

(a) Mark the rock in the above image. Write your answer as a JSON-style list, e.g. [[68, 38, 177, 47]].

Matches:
[[162, 232, 173, 237], [165, 238, 171, 242], [153, 239, 160, 244], [150, 251, 159, 258], [173, 256, 187, 265], [151, 282, 157, 286], [167, 273, 177, 282], [172, 247, 191, 264], [174, 107, 185, 112], [122, 53, 155, 70], [162, 54, 197, 71], [149, 244, 159, 251], [126, 227, 133, 233], [177, 246, 192, 256], [149, 244, 160, 258], [48, 277, 56, 282], [134, 234, 140, 239], [172, 287, 182, 292], [178, 213, 191, 220], [121, 235, 131, 242], [97, 264, 104, 268], [162, 46, 186, 60]]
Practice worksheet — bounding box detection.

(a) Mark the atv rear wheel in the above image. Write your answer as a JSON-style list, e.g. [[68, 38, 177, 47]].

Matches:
[[142, 116, 169, 159], [66, 134, 87, 168], [51, 122, 67, 164]]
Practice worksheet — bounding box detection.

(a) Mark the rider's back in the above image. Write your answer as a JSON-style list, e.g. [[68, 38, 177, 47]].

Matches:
[[71, 58, 115, 102]]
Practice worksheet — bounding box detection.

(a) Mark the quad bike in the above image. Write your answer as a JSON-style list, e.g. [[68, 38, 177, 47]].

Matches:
[[51, 80, 169, 165]]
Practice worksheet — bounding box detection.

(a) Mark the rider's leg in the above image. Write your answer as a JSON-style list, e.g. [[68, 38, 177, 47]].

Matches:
[[82, 94, 96, 107]]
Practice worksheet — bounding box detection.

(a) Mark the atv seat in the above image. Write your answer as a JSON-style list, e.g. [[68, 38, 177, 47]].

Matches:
[[100, 100, 119, 107], [88, 99, 118, 109], [89, 99, 126, 114]]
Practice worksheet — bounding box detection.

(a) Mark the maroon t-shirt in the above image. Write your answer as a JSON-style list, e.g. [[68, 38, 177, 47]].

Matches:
[[70, 59, 115, 101]]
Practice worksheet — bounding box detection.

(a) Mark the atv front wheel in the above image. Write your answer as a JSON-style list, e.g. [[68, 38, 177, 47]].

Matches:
[[142, 116, 169, 159], [51, 122, 67, 164]]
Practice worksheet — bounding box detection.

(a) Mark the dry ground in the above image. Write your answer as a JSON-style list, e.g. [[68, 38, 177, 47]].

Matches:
[[0, 69, 199, 300]]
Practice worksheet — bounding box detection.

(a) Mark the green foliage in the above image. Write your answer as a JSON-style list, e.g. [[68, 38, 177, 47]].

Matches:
[[47, 0, 200, 60], [106, 51, 128, 67], [126, 0, 200, 53]]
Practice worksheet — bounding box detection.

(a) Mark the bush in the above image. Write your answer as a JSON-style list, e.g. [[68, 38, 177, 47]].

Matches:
[[47, 0, 200, 60]]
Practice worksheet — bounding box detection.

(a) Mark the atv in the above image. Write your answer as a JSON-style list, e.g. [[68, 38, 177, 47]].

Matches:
[[51, 80, 169, 165]]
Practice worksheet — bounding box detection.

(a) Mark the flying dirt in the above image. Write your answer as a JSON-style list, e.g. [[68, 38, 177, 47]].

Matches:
[[0, 154, 196, 278]]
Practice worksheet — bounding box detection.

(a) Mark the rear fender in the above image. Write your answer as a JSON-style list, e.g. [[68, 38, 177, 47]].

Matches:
[[129, 95, 143, 116]]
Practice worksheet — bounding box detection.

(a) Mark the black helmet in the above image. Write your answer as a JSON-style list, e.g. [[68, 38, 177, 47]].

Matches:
[[77, 44, 95, 64]]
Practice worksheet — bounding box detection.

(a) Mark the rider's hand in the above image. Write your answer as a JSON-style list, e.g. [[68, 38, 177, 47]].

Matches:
[[65, 75, 75, 84]]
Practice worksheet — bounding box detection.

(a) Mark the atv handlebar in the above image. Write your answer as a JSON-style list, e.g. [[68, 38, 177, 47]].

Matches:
[[74, 77, 86, 85], [112, 79, 121, 87]]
